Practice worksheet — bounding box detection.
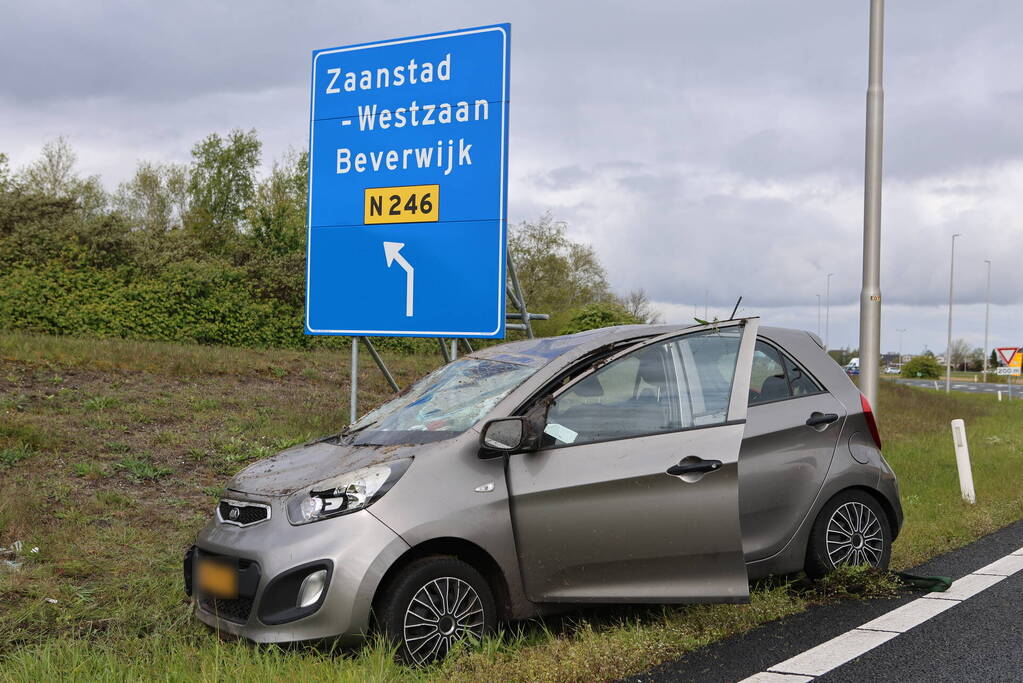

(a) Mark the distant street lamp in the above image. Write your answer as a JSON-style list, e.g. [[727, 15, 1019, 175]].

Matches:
[[945, 233, 961, 393], [983, 259, 991, 381], [825, 273, 834, 351], [816, 294, 822, 337], [896, 328, 906, 368]]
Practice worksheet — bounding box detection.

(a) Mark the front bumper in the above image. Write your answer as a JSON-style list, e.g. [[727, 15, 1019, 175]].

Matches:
[[188, 496, 409, 643]]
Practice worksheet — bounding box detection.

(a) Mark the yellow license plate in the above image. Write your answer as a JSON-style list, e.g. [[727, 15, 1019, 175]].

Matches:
[[364, 184, 439, 224], [197, 558, 237, 599]]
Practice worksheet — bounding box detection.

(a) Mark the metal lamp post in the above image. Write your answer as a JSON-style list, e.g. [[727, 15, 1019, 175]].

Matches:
[[896, 327, 906, 369], [945, 232, 961, 393], [817, 294, 822, 337], [825, 272, 834, 352], [983, 259, 991, 381], [858, 0, 885, 411]]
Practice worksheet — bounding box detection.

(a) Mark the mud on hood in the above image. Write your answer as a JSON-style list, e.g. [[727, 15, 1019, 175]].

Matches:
[[226, 437, 419, 496]]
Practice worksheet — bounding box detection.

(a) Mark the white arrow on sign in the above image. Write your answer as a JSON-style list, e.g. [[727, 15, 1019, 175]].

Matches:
[[383, 241, 414, 317]]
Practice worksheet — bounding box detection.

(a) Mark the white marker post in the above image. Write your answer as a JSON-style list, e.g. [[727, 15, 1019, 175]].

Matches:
[[950, 419, 976, 504]]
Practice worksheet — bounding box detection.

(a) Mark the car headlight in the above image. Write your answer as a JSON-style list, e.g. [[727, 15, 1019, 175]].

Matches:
[[286, 459, 411, 525]]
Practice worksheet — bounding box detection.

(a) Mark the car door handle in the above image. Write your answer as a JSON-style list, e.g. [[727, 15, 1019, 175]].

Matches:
[[806, 412, 839, 427], [666, 458, 722, 476]]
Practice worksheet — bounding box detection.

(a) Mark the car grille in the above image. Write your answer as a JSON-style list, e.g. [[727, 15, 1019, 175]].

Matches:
[[200, 595, 255, 623], [217, 499, 270, 527]]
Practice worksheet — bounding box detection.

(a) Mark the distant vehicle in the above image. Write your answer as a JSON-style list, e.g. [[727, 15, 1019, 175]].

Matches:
[[185, 321, 901, 664], [884, 366, 901, 375], [845, 364, 860, 375]]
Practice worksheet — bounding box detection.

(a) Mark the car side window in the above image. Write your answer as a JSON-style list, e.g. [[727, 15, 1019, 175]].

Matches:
[[784, 354, 822, 396], [543, 342, 680, 446], [749, 341, 791, 404], [543, 329, 741, 447]]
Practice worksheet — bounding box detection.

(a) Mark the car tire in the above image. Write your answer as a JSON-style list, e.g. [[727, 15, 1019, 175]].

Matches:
[[805, 490, 892, 579], [374, 556, 496, 665]]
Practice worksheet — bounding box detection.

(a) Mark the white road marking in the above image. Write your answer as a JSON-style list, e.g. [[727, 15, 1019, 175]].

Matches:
[[738, 544, 1023, 682], [920, 572, 1005, 600], [742, 673, 814, 682], [973, 554, 1023, 576], [857, 597, 958, 632], [767, 629, 898, 677]]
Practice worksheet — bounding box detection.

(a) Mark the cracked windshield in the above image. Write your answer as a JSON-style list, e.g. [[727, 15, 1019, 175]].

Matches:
[[348, 358, 537, 443]]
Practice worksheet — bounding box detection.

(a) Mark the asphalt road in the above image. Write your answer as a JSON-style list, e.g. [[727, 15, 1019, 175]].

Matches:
[[621, 518, 1023, 683], [897, 378, 1021, 397]]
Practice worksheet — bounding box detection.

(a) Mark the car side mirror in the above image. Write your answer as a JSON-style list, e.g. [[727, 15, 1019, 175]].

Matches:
[[479, 417, 532, 458]]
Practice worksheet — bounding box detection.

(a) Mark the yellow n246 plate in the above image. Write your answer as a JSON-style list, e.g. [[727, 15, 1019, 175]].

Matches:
[[197, 558, 238, 599], [364, 185, 439, 224]]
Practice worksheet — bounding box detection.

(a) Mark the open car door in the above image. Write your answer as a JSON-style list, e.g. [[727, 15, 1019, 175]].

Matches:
[[507, 318, 758, 603]]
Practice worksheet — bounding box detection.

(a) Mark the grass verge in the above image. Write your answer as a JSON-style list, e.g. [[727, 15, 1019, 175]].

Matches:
[[2, 331, 1022, 681]]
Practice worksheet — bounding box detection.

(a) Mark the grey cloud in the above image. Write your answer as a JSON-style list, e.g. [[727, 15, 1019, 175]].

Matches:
[[3, 0, 1023, 352]]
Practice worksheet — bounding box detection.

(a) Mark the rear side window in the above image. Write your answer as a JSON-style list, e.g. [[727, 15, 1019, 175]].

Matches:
[[749, 340, 823, 405], [784, 354, 821, 396], [750, 342, 790, 403]]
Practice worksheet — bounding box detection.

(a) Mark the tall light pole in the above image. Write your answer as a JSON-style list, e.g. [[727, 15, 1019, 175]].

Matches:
[[825, 272, 834, 351], [858, 0, 885, 412], [896, 327, 906, 369], [945, 232, 961, 393], [816, 294, 822, 337], [983, 259, 991, 381]]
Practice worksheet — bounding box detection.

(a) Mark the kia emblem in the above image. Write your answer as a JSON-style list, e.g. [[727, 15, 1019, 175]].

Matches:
[[228, 507, 240, 521]]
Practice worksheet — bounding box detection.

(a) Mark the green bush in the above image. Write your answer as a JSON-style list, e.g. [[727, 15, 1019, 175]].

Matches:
[[901, 355, 942, 379], [559, 302, 641, 335], [0, 260, 455, 352], [0, 261, 298, 348]]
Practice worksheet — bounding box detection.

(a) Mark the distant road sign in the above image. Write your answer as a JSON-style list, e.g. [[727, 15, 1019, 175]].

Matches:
[[996, 347, 1020, 366], [305, 24, 511, 337]]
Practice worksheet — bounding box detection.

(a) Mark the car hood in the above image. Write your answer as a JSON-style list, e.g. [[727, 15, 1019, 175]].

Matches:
[[225, 436, 420, 496]]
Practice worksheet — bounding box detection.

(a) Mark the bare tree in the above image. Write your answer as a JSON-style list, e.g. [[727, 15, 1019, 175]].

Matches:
[[18, 136, 106, 215], [114, 161, 190, 236], [19, 136, 77, 197], [621, 288, 663, 324], [947, 338, 971, 371]]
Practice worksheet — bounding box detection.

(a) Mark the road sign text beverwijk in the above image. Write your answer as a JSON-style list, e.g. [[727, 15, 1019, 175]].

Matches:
[[305, 24, 510, 337]]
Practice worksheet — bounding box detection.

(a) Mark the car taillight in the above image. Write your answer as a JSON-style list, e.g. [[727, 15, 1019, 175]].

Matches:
[[860, 393, 882, 450]]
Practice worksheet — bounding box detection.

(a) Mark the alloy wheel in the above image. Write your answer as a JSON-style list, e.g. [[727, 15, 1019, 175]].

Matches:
[[825, 501, 884, 568], [403, 576, 485, 664]]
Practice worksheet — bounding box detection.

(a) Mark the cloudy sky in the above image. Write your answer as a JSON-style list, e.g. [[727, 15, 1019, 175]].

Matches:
[[3, 1, 1021, 354]]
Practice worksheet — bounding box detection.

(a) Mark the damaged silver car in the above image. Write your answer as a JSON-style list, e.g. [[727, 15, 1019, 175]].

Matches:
[[185, 318, 901, 664]]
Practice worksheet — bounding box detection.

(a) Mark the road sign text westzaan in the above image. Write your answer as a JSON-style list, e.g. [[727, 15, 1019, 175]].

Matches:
[[305, 24, 510, 337]]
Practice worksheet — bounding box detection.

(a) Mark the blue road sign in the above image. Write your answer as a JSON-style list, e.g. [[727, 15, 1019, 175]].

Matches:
[[306, 24, 510, 338]]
